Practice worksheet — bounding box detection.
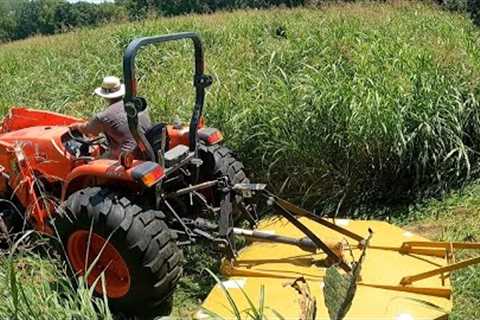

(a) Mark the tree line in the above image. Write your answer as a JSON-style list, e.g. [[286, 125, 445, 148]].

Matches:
[[0, 0, 479, 43], [0, 0, 310, 43], [0, 0, 125, 42], [117, 0, 307, 19]]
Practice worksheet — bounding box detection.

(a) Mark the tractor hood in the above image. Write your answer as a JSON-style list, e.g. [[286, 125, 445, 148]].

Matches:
[[0, 125, 74, 180]]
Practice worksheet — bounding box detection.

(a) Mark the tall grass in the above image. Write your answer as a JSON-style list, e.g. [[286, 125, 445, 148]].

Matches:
[[1, 2, 480, 211], [0, 232, 112, 320], [402, 181, 480, 320]]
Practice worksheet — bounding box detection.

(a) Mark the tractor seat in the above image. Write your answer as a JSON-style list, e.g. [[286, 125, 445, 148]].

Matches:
[[144, 123, 190, 167], [144, 123, 167, 162]]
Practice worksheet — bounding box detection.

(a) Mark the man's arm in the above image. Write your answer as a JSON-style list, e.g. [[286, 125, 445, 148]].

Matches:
[[70, 117, 103, 137]]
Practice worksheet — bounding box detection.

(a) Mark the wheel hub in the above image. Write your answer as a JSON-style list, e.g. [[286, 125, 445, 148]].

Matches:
[[67, 230, 131, 298]]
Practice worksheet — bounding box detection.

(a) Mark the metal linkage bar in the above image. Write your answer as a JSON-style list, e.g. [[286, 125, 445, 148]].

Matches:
[[234, 227, 322, 253], [373, 241, 480, 287], [360, 239, 480, 295], [165, 180, 218, 198], [368, 244, 447, 258], [369, 241, 480, 259], [401, 241, 480, 251], [400, 256, 480, 286], [266, 193, 365, 243], [262, 191, 352, 273], [359, 283, 452, 299]]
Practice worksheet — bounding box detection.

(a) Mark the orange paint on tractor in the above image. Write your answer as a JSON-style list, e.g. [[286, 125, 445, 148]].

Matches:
[[167, 120, 223, 148], [0, 108, 208, 234], [0, 107, 82, 133], [167, 124, 191, 148], [0, 108, 166, 233], [67, 230, 131, 298], [207, 130, 223, 145]]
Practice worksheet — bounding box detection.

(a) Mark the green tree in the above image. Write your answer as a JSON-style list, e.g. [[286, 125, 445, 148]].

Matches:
[[116, 0, 155, 20], [0, 0, 22, 42], [14, 0, 62, 39], [54, 2, 125, 31], [468, 0, 480, 25]]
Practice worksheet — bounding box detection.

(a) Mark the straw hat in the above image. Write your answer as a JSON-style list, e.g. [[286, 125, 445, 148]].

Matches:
[[94, 76, 125, 99]]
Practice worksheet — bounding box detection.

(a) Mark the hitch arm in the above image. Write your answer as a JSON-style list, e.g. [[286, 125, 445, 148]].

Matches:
[[233, 227, 345, 254], [265, 192, 352, 272], [400, 255, 480, 285], [268, 193, 364, 242]]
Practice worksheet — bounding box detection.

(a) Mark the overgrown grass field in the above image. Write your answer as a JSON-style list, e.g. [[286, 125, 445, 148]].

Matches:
[[1, 1, 480, 319], [2, 2, 480, 210]]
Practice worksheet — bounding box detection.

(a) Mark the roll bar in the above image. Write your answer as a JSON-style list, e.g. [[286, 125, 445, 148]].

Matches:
[[123, 32, 213, 160]]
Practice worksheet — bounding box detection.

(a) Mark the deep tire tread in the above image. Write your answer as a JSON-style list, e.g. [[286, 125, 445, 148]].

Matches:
[[54, 187, 182, 318], [199, 144, 249, 214], [200, 143, 249, 189]]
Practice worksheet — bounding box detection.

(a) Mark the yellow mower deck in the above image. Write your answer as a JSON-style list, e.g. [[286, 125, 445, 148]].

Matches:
[[198, 217, 456, 320]]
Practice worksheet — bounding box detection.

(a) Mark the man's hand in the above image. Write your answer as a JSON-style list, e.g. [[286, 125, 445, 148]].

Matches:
[[68, 122, 87, 134], [69, 121, 101, 137], [68, 122, 82, 131]]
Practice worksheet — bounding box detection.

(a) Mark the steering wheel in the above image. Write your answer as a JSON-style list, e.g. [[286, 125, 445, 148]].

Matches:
[[67, 129, 106, 146]]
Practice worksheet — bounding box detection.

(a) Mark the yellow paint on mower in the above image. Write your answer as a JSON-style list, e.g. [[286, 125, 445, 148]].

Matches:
[[198, 217, 459, 320]]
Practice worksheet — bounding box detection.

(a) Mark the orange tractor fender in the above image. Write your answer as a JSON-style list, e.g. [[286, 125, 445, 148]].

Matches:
[[167, 124, 224, 149], [62, 159, 165, 201]]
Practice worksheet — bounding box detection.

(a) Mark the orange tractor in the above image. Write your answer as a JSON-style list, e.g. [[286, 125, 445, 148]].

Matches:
[[0, 33, 253, 317]]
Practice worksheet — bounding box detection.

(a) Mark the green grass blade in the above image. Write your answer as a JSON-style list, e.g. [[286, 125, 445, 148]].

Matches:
[[204, 268, 242, 320]]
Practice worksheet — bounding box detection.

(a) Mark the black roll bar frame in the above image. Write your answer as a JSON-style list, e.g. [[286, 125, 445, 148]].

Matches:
[[123, 32, 212, 160]]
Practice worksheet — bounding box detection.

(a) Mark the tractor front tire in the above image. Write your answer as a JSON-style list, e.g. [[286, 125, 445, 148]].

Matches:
[[54, 187, 182, 318]]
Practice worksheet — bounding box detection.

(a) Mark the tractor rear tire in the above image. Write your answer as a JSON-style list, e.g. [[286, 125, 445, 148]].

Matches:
[[53, 187, 182, 318], [198, 144, 249, 211]]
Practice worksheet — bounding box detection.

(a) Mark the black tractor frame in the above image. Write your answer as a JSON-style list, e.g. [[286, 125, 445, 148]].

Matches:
[[119, 32, 353, 272]]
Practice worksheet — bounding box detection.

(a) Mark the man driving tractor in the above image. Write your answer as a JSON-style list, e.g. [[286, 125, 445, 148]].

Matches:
[[70, 76, 151, 158]]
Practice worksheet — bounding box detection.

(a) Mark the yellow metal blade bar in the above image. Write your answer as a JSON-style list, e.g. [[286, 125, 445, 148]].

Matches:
[[359, 283, 452, 299], [402, 241, 480, 250], [369, 245, 447, 258], [369, 240, 480, 258], [221, 260, 324, 281], [400, 256, 480, 285], [272, 195, 365, 242]]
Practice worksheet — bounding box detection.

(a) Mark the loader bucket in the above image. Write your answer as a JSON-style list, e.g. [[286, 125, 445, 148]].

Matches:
[[198, 216, 465, 320]]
